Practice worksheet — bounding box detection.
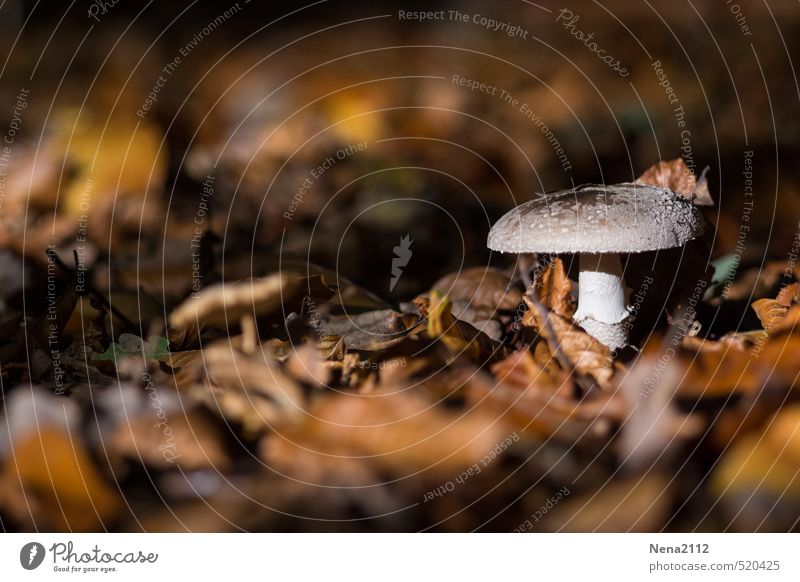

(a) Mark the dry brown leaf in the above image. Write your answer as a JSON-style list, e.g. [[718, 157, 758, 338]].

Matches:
[[637, 158, 696, 195], [491, 349, 570, 398], [535, 258, 575, 319], [431, 266, 522, 317], [770, 304, 800, 335], [464, 369, 624, 443], [427, 291, 480, 359], [776, 282, 800, 307], [430, 267, 522, 341], [654, 318, 800, 400], [321, 309, 417, 351], [261, 388, 509, 480], [523, 296, 614, 389], [169, 274, 298, 330], [636, 157, 714, 206], [110, 409, 229, 472], [682, 333, 752, 352], [425, 291, 506, 362], [751, 282, 800, 332], [161, 349, 203, 369], [176, 340, 306, 436], [672, 339, 757, 399], [752, 298, 789, 332]]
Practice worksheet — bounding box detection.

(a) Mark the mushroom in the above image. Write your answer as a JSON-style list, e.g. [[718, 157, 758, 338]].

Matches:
[[487, 183, 705, 350]]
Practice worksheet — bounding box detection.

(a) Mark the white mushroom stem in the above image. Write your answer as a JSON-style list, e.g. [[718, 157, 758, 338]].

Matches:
[[573, 253, 630, 350]]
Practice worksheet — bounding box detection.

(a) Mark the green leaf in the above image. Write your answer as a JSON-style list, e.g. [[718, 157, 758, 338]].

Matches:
[[704, 253, 738, 301], [91, 334, 170, 363]]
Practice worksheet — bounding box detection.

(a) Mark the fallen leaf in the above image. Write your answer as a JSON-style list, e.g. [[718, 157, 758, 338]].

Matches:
[[776, 282, 800, 307], [182, 341, 305, 436], [5, 426, 122, 531], [752, 299, 789, 332], [540, 473, 673, 532], [535, 258, 575, 319], [491, 349, 570, 398], [261, 387, 509, 481], [425, 291, 506, 363], [751, 282, 799, 332], [652, 317, 800, 401], [712, 405, 800, 531], [169, 274, 298, 330], [463, 368, 625, 444], [770, 304, 800, 335], [636, 158, 714, 205], [320, 309, 419, 350], [432, 266, 523, 318], [111, 409, 229, 472], [522, 296, 614, 389]]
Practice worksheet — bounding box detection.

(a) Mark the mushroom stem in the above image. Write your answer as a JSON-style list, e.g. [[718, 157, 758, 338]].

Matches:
[[573, 253, 630, 350]]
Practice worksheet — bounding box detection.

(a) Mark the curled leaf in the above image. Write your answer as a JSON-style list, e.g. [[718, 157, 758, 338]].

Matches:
[[432, 266, 522, 317], [169, 274, 297, 330], [752, 298, 789, 332], [751, 282, 799, 333], [425, 291, 505, 362], [522, 296, 614, 389], [636, 158, 714, 206], [183, 341, 305, 436], [535, 257, 575, 319]]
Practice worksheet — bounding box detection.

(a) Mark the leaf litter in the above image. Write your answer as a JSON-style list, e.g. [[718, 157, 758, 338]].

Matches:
[[0, 104, 797, 532]]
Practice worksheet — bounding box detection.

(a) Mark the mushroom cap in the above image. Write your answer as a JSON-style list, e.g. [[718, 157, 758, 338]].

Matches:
[[487, 182, 705, 254]]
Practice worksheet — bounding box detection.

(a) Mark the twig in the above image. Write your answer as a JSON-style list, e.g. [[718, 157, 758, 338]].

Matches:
[[48, 247, 137, 331]]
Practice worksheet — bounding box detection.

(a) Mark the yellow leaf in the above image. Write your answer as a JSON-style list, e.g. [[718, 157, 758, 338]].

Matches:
[[57, 112, 166, 217], [5, 428, 121, 531]]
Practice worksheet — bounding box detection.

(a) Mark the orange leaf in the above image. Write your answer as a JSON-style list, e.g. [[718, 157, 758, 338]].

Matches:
[[465, 371, 625, 443], [523, 296, 614, 389], [752, 298, 789, 332], [425, 291, 505, 362], [636, 158, 713, 206], [491, 349, 570, 397], [752, 282, 799, 332], [776, 282, 800, 307], [261, 388, 509, 480], [5, 428, 121, 531], [711, 405, 800, 530], [536, 258, 575, 319]]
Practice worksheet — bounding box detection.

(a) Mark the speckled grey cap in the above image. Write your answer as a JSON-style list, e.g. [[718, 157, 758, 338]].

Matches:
[[487, 182, 705, 254]]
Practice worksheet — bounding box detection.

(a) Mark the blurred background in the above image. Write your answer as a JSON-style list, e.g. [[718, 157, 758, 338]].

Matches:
[[1, 0, 797, 297], [0, 0, 799, 532]]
